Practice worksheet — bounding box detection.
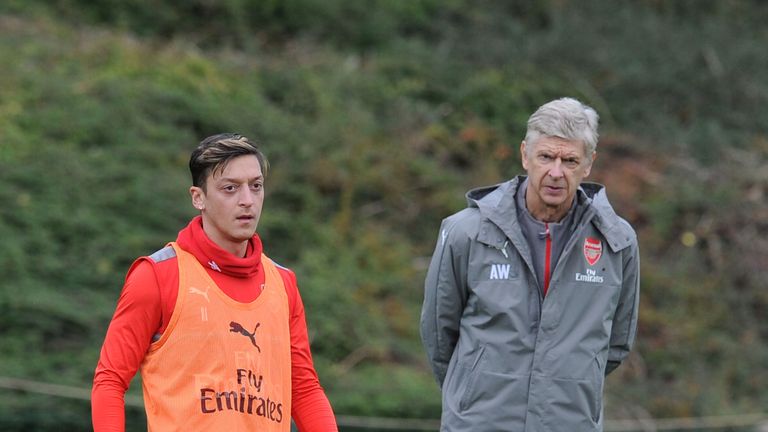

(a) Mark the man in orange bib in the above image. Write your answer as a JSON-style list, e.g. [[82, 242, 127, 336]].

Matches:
[[92, 133, 338, 431]]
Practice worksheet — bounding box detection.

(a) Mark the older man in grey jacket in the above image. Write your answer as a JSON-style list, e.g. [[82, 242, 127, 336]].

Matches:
[[420, 97, 640, 432]]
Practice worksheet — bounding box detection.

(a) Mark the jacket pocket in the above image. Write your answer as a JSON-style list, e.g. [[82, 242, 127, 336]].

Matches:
[[591, 356, 604, 424], [545, 356, 604, 432], [458, 345, 486, 412], [454, 368, 530, 426]]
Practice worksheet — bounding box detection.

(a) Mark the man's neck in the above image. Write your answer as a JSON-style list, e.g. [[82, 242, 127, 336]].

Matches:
[[525, 196, 572, 223], [201, 225, 249, 257], [224, 241, 248, 258]]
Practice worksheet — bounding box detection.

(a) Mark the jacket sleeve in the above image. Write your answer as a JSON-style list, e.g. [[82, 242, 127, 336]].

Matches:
[[420, 218, 469, 388], [606, 239, 640, 375]]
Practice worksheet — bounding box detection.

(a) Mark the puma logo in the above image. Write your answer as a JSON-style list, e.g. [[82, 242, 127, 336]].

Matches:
[[229, 321, 261, 352], [189, 287, 210, 302]]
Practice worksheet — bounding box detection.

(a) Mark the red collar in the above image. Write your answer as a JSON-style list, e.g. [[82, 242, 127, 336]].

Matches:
[[176, 216, 263, 278]]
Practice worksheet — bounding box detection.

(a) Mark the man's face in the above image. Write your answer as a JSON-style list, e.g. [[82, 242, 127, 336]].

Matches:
[[521, 136, 595, 222], [190, 155, 264, 256]]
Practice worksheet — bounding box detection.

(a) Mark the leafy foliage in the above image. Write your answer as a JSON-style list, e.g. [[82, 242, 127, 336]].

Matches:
[[1, 1, 767, 430]]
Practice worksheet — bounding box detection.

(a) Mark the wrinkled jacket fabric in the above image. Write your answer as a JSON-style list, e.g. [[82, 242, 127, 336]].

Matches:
[[420, 176, 640, 432]]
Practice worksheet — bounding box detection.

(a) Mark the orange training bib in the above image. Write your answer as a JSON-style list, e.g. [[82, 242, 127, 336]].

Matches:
[[140, 242, 291, 432]]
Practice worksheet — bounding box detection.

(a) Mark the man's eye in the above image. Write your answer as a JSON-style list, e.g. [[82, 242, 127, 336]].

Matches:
[[538, 154, 553, 162], [251, 183, 263, 191], [223, 185, 237, 192]]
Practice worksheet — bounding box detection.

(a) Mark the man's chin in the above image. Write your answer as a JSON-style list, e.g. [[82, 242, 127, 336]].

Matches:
[[541, 195, 566, 205], [542, 196, 571, 210], [233, 228, 257, 241]]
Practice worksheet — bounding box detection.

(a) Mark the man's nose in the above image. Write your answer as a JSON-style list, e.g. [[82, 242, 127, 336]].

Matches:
[[548, 159, 564, 178], [238, 187, 254, 206]]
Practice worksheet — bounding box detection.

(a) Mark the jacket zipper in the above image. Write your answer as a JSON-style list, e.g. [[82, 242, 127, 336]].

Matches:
[[546, 207, 597, 295], [543, 223, 551, 297]]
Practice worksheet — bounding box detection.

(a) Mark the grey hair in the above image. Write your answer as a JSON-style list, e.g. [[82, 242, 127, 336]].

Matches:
[[524, 97, 599, 157]]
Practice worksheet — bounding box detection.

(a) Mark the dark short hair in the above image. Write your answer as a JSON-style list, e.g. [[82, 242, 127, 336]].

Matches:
[[189, 133, 269, 190]]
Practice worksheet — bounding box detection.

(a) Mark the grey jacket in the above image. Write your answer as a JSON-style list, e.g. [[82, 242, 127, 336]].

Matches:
[[420, 176, 640, 432]]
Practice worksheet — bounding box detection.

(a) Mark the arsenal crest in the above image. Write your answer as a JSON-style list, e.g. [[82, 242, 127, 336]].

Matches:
[[583, 237, 602, 266]]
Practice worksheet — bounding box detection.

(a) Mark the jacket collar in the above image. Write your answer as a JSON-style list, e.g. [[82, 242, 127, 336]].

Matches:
[[466, 175, 635, 253]]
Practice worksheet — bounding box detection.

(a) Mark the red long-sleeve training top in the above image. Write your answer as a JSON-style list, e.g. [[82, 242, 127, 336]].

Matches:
[[92, 217, 337, 431]]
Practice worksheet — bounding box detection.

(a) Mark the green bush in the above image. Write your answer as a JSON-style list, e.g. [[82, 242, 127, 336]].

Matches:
[[1, 1, 768, 429]]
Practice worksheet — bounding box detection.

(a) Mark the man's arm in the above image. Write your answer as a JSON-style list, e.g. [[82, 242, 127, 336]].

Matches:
[[279, 268, 338, 432], [606, 239, 640, 375], [92, 260, 162, 432], [420, 219, 468, 387]]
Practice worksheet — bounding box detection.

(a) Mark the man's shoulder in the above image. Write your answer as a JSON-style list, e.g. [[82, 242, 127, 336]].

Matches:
[[441, 179, 521, 244], [613, 216, 638, 248], [266, 256, 296, 278], [148, 245, 177, 263], [444, 206, 481, 223], [583, 185, 638, 252], [126, 245, 179, 282], [261, 254, 299, 290], [142, 245, 180, 271], [440, 207, 483, 247]]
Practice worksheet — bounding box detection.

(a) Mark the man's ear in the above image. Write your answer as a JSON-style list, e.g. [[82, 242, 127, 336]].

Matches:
[[190, 186, 205, 211], [520, 140, 529, 171], [584, 152, 597, 178]]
